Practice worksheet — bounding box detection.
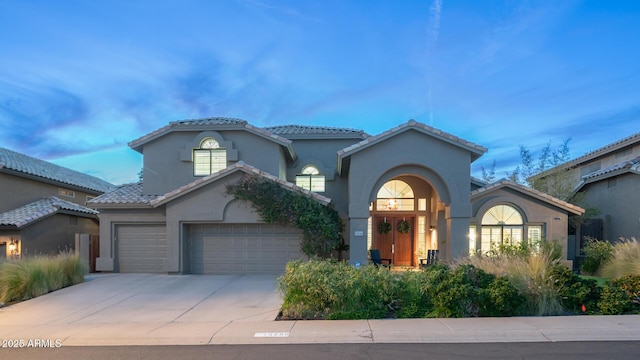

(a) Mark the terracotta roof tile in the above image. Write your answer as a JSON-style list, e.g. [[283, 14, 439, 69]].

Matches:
[[0, 147, 116, 193]]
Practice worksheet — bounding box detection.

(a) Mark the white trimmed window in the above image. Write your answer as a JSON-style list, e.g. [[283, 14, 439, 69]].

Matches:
[[376, 180, 415, 211], [480, 204, 524, 253], [296, 165, 325, 192], [194, 138, 227, 176]]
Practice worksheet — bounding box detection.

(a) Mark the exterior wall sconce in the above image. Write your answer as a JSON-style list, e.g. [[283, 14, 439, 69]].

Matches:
[[9, 238, 19, 258], [429, 225, 435, 232]]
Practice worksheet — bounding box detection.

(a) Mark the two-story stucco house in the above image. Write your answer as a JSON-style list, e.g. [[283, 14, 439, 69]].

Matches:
[[529, 131, 640, 254], [0, 147, 115, 260], [90, 118, 584, 274]]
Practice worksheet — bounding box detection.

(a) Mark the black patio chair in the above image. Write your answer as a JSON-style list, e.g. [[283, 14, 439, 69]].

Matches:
[[369, 249, 392, 268], [419, 249, 439, 268]]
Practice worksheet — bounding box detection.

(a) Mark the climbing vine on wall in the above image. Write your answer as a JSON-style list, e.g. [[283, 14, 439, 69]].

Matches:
[[226, 175, 344, 258]]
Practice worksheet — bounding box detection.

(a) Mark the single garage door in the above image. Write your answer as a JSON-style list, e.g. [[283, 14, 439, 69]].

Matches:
[[117, 224, 167, 273], [188, 223, 303, 274]]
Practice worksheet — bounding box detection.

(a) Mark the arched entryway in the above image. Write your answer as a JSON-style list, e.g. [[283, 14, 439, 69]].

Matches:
[[368, 177, 439, 267]]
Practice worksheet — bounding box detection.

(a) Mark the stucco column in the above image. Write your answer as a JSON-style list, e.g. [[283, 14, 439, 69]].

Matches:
[[348, 218, 369, 266], [445, 203, 472, 260], [348, 202, 371, 266]]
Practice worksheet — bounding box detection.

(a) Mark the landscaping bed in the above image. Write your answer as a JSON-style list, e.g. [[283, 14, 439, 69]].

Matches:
[[0, 252, 86, 306], [278, 240, 640, 320]]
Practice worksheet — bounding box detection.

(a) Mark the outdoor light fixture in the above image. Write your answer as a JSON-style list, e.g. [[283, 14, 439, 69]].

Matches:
[[8, 238, 19, 257], [429, 225, 435, 232]]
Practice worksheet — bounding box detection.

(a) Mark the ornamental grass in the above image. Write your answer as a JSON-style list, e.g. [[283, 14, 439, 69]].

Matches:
[[0, 251, 86, 304]]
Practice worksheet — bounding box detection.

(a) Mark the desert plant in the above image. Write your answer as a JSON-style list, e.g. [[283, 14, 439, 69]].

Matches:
[[581, 238, 613, 275], [459, 242, 565, 316], [598, 275, 640, 315], [0, 252, 86, 304], [599, 238, 640, 279]]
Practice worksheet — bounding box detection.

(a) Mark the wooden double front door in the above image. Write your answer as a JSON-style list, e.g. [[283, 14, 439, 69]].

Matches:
[[374, 216, 414, 266]]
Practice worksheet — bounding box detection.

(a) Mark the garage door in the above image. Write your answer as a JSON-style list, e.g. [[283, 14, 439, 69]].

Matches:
[[188, 223, 303, 274], [117, 224, 167, 273]]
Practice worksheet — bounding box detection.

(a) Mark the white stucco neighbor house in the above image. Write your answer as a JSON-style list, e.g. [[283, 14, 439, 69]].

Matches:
[[89, 118, 584, 274]]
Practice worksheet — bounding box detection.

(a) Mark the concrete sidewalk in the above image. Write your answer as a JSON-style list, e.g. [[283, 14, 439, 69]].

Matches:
[[0, 274, 639, 346]]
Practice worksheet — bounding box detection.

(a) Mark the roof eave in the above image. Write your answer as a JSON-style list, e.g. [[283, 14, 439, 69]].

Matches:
[[0, 168, 109, 195]]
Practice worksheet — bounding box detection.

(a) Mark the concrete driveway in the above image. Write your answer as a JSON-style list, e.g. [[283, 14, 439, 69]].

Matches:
[[0, 273, 290, 345]]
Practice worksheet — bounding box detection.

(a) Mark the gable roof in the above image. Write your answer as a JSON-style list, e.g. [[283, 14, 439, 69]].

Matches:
[[0, 147, 115, 194], [265, 124, 370, 139], [87, 182, 160, 207], [531, 131, 640, 180], [573, 156, 640, 192], [0, 196, 98, 229], [150, 161, 331, 207], [471, 179, 585, 215], [90, 162, 331, 208], [128, 117, 297, 161], [337, 120, 487, 174]]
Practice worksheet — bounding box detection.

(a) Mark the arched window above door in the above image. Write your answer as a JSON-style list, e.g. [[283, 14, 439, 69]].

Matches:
[[376, 180, 414, 211]]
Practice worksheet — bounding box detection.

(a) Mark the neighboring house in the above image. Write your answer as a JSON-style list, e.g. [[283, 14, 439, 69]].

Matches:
[[89, 118, 583, 274], [0, 147, 115, 259], [530, 131, 640, 252]]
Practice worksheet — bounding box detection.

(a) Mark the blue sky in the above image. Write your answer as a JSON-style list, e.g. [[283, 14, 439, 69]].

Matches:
[[1, 0, 639, 185]]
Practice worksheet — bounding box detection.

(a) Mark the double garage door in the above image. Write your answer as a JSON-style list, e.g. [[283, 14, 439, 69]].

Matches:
[[187, 223, 303, 274]]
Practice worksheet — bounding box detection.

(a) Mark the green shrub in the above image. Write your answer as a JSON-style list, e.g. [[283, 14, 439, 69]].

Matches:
[[598, 275, 640, 315], [425, 264, 525, 318], [394, 271, 431, 318], [581, 238, 613, 275], [278, 260, 397, 319], [599, 238, 640, 279], [551, 264, 601, 314], [460, 244, 565, 316], [485, 277, 527, 317], [0, 252, 86, 304]]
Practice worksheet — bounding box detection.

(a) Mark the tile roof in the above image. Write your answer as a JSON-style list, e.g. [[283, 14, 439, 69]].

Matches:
[[0, 147, 116, 193], [264, 125, 370, 138], [87, 182, 160, 206], [471, 179, 585, 215], [150, 161, 331, 207], [90, 163, 331, 208], [582, 156, 640, 180], [0, 196, 98, 228], [337, 120, 487, 174], [573, 156, 640, 193], [531, 131, 640, 180], [128, 117, 296, 161]]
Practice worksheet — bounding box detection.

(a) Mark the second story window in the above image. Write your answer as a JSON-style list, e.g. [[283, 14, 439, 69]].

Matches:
[[296, 165, 325, 192], [194, 138, 226, 176]]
